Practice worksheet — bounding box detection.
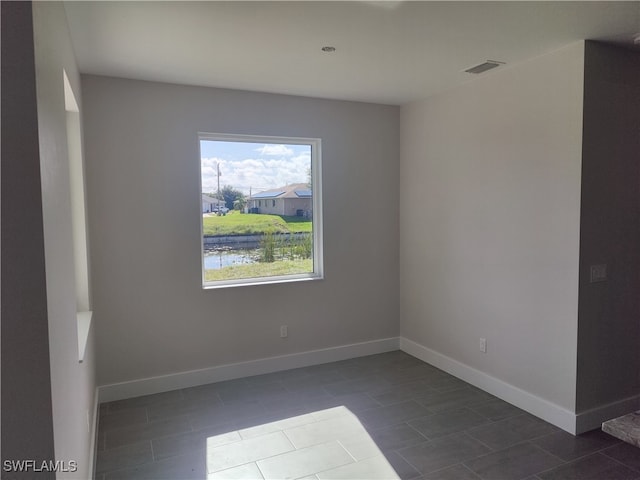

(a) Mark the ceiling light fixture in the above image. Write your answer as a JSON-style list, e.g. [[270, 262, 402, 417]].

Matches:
[[321, 46, 336, 53]]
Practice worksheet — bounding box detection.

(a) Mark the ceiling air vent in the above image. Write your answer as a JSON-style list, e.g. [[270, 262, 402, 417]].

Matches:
[[464, 60, 505, 74]]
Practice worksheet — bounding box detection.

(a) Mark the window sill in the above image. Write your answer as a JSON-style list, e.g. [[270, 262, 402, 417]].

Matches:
[[77, 310, 93, 363], [203, 273, 323, 290]]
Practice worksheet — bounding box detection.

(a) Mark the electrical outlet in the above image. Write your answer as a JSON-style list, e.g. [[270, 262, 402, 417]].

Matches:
[[280, 325, 288, 338], [590, 264, 607, 283], [480, 337, 487, 353]]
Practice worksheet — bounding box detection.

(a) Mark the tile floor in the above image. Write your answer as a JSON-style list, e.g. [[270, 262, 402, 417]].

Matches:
[[96, 351, 640, 479]]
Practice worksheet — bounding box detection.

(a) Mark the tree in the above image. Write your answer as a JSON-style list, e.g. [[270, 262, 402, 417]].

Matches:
[[233, 198, 247, 211], [219, 185, 245, 211]]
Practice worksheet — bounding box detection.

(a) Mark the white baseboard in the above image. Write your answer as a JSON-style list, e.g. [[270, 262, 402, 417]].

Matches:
[[575, 394, 640, 434], [96, 333, 638, 436], [400, 337, 577, 434], [98, 337, 400, 403]]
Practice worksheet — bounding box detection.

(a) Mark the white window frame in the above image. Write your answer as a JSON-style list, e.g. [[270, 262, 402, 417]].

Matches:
[[199, 132, 324, 289]]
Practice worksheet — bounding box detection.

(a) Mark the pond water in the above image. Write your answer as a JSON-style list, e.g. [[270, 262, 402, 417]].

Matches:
[[204, 249, 259, 270]]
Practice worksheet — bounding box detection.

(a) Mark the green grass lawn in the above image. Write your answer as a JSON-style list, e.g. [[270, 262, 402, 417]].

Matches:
[[203, 211, 312, 235], [204, 259, 313, 281]]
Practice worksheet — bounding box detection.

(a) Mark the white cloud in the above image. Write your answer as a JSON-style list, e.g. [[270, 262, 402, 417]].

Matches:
[[201, 141, 311, 195], [256, 144, 294, 156], [201, 154, 310, 195]]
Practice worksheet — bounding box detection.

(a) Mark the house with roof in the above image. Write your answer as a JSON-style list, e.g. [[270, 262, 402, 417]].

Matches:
[[202, 193, 224, 213], [249, 183, 312, 217]]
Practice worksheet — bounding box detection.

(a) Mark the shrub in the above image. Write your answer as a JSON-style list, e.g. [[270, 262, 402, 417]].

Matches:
[[260, 231, 276, 263], [292, 234, 312, 259]]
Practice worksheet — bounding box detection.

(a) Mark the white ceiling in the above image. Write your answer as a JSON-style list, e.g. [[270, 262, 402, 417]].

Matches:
[[64, 1, 640, 106]]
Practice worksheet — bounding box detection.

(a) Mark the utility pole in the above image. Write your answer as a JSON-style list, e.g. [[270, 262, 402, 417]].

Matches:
[[216, 162, 221, 204]]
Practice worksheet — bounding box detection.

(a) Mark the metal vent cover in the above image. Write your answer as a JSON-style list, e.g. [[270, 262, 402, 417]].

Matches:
[[464, 60, 505, 74]]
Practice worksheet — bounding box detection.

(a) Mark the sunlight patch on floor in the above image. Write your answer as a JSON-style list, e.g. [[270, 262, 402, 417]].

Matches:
[[206, 406, 400, 479]]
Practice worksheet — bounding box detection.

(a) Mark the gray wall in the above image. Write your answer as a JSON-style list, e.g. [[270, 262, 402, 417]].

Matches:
[[82, 76, 399, 386], [1, 2, 56, 472], [399, 43, 585, 411], [576, 42, 640, 413]]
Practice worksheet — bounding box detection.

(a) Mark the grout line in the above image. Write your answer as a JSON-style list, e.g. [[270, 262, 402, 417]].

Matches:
[[404, 420, 432, 443], [458, 463, 483, 479], [526, 441, 567, 463], [252, 461, 267, 480], [533, 453, 573, 478], [364, 391, 384, 408], [281, 428, 298, 450], [600, 448, 640, 474], [393, 446, 423, 475], [335, 438, 358, 462], [428, 462, 478, 480], [149, 439, 155, 461], [460, 431, 497, 452]]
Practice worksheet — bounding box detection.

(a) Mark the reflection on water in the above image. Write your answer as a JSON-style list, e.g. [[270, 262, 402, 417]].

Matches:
[[204, 249, 259, 270]]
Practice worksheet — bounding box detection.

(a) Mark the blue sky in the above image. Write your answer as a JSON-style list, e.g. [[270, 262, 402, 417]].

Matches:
[[201, 140, 310, 195]]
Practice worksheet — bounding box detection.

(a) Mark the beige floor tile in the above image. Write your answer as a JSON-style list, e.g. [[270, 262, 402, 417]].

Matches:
[[310, 406, 352, 422], [239, 414, 316, 440], [257, 441, 354, 480], [284, 414, 367, 449], [338, 432, 384, 461], [207, 431, 294, 473], [206, 431, 242, 449], [208, 462, 264, 479], [316, 454, 400, 480]]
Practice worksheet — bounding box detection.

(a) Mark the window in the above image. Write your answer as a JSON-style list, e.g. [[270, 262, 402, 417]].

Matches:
[[199, 133, 323, 288]]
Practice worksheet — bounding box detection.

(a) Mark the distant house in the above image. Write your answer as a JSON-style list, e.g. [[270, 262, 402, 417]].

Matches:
[[249, 183, 312, 217], [202, 194, 224, 213]]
